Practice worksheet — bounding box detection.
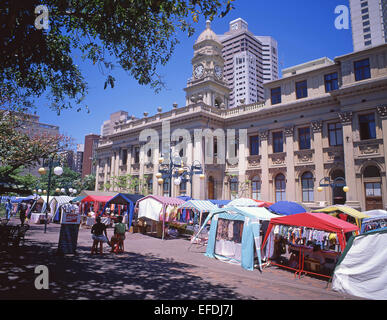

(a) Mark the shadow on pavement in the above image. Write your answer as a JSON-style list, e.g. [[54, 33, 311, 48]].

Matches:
[[0, 234, 250, 300]]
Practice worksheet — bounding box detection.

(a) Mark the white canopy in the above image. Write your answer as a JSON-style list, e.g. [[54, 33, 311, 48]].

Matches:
[[225, 198, 259, 207], [363, 209, 387, 217], [233, 206, 281, 221]]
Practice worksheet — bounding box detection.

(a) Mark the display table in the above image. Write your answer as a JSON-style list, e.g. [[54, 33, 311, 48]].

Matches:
[[30, 212, 51, 224]]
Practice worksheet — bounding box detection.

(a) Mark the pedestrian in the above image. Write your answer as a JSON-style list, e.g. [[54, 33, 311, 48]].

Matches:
[[5, 199, 12, 220], [110, 215, 126, 253], [18, 201, 28, 225], [91, 216, 109, 254]]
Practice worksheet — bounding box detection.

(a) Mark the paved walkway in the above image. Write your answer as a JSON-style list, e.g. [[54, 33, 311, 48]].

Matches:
[[0, 221, 360, 300]]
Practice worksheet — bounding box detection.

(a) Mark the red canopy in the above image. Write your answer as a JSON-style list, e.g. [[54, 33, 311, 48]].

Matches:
[[81, 195, 113, 203], [262, 212, 359, 253], [254, 200, 273, 208]]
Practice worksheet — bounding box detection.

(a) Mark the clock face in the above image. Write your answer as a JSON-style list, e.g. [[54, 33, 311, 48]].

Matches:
[[194, 64, 204, 79], [214, 65, 222, 79]]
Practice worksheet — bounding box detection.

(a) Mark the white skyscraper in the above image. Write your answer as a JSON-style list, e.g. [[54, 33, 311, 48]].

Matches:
[[217, 18, 279, 108], [350, 0, 387, 51]]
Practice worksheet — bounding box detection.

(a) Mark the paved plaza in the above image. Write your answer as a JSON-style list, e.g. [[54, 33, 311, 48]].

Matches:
[[0, 220, 360, 300]]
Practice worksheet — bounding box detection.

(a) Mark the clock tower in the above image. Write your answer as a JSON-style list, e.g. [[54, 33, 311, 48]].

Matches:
[[184, 20, 230, 109]]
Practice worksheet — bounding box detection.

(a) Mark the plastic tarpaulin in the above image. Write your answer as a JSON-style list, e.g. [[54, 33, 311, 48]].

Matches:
[[268, 201, 306, 216], [360, 215, 387, 234], [332, 229, 387, 300]]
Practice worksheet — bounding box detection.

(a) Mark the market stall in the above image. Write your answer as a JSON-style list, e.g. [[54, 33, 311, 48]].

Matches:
[[261, 212, 358, 279], [332, 228, 387, 300], [136, 195, 186, 239], [51, 196, 75, 223], [81, 195, 113, 227], [191, 206, 266, 271], [268, 201, 307, 216], [177, 200, 218, 242], [312, 205, 369, 231], [29, 196, 47, 224], [101, 193, 144, 229]]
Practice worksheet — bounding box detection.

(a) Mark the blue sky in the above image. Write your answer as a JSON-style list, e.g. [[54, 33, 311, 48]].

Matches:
[[35, 0, 353, 146]]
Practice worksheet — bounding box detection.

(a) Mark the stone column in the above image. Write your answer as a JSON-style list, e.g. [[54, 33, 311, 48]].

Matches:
[[259, 130, 270, 201], [139, 144, 145, 194], [153, 143, 160, 196], [186, 134, 194, 198], [284, 126, 296, 201], [103, 158, 108, 189], [193, 130, 205, 199], [238, 129, 248, 197], [377, 106, 387, 210], [95, 162, 100, 191], [339, 112, 361, 209], [312, 120, 326, 205]]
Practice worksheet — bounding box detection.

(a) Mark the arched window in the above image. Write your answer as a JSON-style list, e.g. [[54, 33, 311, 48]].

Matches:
[[275, 174, 286, 201], [331, 169, 346, 205], [363, 165, 382, 210], [301, 172, 314, 202], [229, 176, 239, 200], [251, 176, 261, 200]]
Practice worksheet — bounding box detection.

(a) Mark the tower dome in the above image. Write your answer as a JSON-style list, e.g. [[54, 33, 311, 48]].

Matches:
[[195, 20, 219, 44]]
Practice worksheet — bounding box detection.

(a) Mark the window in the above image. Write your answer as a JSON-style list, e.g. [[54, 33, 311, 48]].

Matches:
[[365, 40, 372, 46], [250, 135, 259, 155], [354, 58, 371, 81], [301, 172, 314, 202], [147, 177, 153, 194], [272, 132, 283, 153], [179, 180, 187, 196], [365, 182, 382, 197], [328, 123, 343, 146], [122, 149, 128, 165], [163, 178, 170, 197], [134, 147, 140, 163], [230, 177, 239, 200], [298, 127, 311, 150], [271, 87, 281, 105], [251, 176, 261, 200], [359, 113, 376, 140], [324, 72, 339, 92], [296, 80, 308, 99], [275, 174, 286, 201]]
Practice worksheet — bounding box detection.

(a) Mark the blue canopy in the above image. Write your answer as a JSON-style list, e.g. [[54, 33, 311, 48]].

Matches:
[[208, 199, 231, 207], [11, 195, 36, 203], [177, 196, 193, 201], [101, 193, 145, 228], [268, 201, 307, 216]]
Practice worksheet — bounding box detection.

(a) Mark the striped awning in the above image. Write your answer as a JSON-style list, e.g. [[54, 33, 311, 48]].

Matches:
[[137, 195, 185, 206], [312, 205, 369, 219], [178, 200, 218, 212], [49, 196, 75, 205]]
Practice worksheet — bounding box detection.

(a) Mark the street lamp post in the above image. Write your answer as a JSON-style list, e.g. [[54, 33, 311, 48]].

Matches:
[[38, 156, 63, 233], [317, 176, 349, 205], [156, 149, 204, 240]]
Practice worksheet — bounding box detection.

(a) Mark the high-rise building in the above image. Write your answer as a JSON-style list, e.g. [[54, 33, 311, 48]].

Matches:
[[82, 134, 100, 178], [100, 110, 129, 137], [217, 18, 279, 107], [350, 0, 387, 51], [75, 144, 84, 174]]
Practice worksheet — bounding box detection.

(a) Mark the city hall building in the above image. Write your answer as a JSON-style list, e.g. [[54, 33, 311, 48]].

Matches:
[[95, 21, 387, 211]]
